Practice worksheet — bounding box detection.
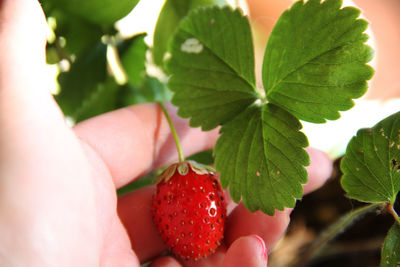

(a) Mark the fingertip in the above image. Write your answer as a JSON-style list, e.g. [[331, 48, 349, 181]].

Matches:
[[0, 0, 47, 57], [304, 148, 333, 195], [149, 256, 182, 267], [117, 186, 167, 262], [223, 235, 268, 267], [225, 204, 290, 252]]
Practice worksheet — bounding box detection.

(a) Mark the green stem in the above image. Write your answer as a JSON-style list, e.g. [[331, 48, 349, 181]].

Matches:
[[295, 202, 385, 267], [159, 102, 185, 162], [387, 204, 400, 225]]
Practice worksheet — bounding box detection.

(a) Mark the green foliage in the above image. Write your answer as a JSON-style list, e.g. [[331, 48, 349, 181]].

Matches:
[[341, 112, 400, 204], [56, 42, 108, 120], [120, 33, 148, 87], [153, 0, 226, 67], [263, 0, 374, 123], [119, 76, 172, 106], [215, 104, 309, 214], [187, 150, 214, 165], [53, 0, 139, 26], [167, 6, 259, 131], [380, 223, 400, 267], [47, 0, 374, 216], [48, 11, 105, 58], [167, 1, 372, 214], [54, 30, 171, 122]]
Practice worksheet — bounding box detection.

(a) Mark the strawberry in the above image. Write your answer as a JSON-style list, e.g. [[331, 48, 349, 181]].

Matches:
[[152, 160, 227, 260]]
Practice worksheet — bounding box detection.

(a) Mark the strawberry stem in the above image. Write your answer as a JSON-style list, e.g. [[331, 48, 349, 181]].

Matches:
[[159, 102, 185, 162]]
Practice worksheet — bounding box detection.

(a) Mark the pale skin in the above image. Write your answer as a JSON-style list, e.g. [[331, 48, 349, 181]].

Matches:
[[0, 0, 333, 266]]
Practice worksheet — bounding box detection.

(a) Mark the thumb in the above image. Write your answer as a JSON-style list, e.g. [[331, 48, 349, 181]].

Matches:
[[0, 0, 75, 163], [222, 235, 268, 267], [0, 0, 48, 91]]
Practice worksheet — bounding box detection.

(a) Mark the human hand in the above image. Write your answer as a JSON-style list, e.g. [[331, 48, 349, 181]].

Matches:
[[0, 0, 332, 266]]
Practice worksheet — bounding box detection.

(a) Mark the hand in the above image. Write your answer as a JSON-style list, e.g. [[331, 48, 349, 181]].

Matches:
[[0, 0, 332, 266]]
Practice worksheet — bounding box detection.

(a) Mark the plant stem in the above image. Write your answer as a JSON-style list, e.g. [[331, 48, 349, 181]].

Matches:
[[295, 202, 385, 267], [159, 102, 185, 162], [387, 204, 400, 225]]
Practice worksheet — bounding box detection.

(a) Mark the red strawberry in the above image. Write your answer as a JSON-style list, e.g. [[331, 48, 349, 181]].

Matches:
[[152, 160, 227, 260]]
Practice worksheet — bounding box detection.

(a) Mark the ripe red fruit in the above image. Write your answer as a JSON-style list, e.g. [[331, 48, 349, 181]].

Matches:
[[152, 161, 227, 260]]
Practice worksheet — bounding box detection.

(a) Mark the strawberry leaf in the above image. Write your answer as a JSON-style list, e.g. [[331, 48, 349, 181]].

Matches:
[[166, 6, 259, 130], [380, 223, 400, 267], [215, 104, 309, 215], [263, 0, 374, 123], [341, 112, 400, 204], [153, 0, 226, 68]]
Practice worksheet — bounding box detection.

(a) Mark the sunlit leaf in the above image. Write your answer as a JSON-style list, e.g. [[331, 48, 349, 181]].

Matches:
[[167, 6, 259, 130], [341, 112, 400, 204], [153, 0, 226, 67], [215, 104, 309, 215], [263, 0, 374, 123]]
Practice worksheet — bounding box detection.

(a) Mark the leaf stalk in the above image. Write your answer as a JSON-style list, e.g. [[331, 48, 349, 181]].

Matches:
[[387, 203, 400, 225]]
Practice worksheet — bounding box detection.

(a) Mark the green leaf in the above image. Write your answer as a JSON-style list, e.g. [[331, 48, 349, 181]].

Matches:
[[54, 0, 139, 25], [153, 0, 226, 67], [187, 150, 214, 165], [262, 0, 374, 123], [49, 10, 105, 58], [167, 6, 259, 130], [74, 78, 120, 123], [56, 42, 108, 118], [215, 104, 309, 215], [119, 33, 148, 87], [117, 171, 157, 196], [341, 112, 400, 204], [119, 76, 172, 106], [381, 223, 400, 267]]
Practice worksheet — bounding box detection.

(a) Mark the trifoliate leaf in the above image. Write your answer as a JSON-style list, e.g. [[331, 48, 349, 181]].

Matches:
[[167, 6, 259, 130], [341, 112, 400, 204], [215, 104, 309, 215], [380, 223, 400, 267], [262, 0, 374, 123], [153, 0, 226, 68]]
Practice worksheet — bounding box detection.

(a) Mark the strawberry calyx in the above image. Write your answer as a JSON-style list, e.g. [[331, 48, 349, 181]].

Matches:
[[155, 160, 215, 184]]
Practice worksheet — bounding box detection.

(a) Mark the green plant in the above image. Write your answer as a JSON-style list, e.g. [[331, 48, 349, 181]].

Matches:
[[42, 0, 400, 265]]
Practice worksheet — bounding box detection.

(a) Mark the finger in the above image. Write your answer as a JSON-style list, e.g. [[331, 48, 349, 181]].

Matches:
[[0, 0, 47, 80], [149, 256, 182, 267], [179, 245, 227, 267], [0, 0, 80, 176], [100, 216, 141, 267], [74, 103, 219, 188], [222, 235, 268, 267], [304, 147, 333, 194], [225, 205, 290, 252], [117, 186, 167, 262], [224, 147, 332, 250]]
